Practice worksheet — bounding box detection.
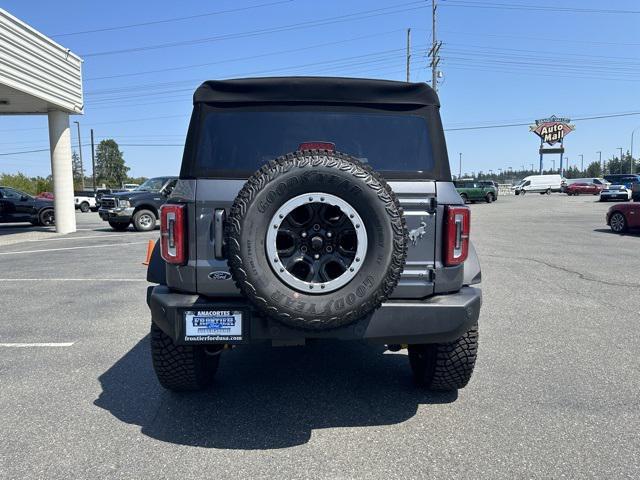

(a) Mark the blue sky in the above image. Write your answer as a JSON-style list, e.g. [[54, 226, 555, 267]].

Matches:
[[1, 0, 639, 178]]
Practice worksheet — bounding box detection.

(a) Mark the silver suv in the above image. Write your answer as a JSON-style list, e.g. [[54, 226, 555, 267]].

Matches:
[[146, 77, 482, 392]]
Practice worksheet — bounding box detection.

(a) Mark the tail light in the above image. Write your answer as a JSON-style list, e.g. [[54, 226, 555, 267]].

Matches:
[[160, 204, 186, 264], [443, 206, 470, 266], [298, 141, 335, 151]]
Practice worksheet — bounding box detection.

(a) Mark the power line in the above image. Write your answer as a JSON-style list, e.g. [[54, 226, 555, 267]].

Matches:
[[51, 0, 293, 37], [440, 29, 640, 47], [2, 108, 639, 157], [442, 0, 640, 15], [85, 30, 404, 82], [79, 2, 427, 57], [0, 114, 187, 133], [84, 47, 429, 101], [445, 111, 640, 131]]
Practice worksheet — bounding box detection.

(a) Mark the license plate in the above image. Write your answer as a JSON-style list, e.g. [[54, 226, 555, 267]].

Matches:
[[184, 310, 243, 342]]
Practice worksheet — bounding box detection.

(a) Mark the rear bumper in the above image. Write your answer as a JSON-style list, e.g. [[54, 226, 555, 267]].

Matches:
[[601, 195, 629, 201], [147, 285, 482, 345]]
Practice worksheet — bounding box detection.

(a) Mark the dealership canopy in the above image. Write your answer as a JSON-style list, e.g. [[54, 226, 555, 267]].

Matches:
[[0, 8, 83, 233]]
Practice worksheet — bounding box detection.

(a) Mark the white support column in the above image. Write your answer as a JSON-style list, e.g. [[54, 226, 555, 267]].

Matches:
[[47, 110, 76, 234]]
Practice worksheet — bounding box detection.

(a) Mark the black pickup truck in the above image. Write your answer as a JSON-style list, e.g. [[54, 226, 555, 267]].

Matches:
[[98, 177, 177, 231]]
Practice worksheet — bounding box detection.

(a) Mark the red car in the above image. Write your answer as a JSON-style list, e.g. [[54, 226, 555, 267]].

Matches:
[[36, 192, 54, 199], [565, 182, 602, 196], [606, 203, 640, 233]]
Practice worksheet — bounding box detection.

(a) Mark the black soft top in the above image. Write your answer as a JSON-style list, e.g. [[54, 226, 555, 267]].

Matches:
[[193, 77, 439, 107]]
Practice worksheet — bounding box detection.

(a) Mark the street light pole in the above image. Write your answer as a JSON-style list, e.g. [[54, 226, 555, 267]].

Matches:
[[630, 126, 640, 174], [579, 154, 584, 173], [90, 129, 97, 191], [458, 152, 462, 179], [552, 159, 555, 171], [73, 121, 85, 190]]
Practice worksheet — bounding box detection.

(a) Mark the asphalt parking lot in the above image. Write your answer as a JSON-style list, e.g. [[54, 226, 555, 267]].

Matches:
[[0, 197, 638, 479]]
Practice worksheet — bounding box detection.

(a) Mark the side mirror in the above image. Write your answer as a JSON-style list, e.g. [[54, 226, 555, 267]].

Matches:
[[21, 195, 29, 201]]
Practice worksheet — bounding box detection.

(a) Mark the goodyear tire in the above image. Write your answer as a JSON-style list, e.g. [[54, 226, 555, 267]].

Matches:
[[226, 150, 408, 331]]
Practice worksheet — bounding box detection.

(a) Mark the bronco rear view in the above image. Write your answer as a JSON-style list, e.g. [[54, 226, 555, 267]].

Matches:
[[146, 77, 481, 392]]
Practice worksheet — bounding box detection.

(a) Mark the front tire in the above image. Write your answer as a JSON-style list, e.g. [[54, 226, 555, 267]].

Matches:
[[485, 192, 494, 203], [133, 209, 157, 232], [609, 212, 627, 233], [79, 202, 90, 213], [408, 326, 478, 391], [108, 221, 129, 231], [460, 193, 468, 203], [38, 208, 55, 226], [150, 323, 220, 392]]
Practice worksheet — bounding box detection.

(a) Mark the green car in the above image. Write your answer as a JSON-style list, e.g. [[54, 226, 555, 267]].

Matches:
[[454, 180, 497, 203]]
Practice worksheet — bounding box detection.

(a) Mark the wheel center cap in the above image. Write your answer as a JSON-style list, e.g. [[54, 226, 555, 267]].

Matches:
[[311, 235, 324, 250]]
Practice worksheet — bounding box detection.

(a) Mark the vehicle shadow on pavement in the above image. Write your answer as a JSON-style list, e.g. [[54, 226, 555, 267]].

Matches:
[[593, 228, 640, 236], [94, 335, 456, 450], [0, 224, 54, 235]]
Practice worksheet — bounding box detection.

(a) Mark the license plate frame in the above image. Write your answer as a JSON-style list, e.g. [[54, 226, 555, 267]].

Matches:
[[182, 309, 248, 344]]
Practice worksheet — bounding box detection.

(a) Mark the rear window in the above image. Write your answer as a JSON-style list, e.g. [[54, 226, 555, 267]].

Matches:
[[194, 111, 434, 178]]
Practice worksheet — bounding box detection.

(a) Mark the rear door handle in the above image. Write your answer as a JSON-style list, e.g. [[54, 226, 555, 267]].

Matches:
[[214, 209, 226, 259]]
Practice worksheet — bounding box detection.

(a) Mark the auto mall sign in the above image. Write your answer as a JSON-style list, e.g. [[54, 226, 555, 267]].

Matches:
[[530, 115, 575, 146]]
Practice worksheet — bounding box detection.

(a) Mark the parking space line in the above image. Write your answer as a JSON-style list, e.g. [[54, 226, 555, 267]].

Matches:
[[0, 342, 74, 348], [0, 278, 147, 282], [17, 233, 156, 243], [0, 241, 147, 255]]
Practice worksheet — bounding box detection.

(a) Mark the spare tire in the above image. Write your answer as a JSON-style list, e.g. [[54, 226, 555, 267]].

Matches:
[[226, 150, 408, 331]]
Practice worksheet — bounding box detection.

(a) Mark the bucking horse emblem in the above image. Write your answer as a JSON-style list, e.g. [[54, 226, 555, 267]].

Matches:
[[409, 221, 427, 246]]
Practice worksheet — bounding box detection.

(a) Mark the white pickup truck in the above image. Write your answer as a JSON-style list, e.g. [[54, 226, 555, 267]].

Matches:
[[74, 191, 98, 213]]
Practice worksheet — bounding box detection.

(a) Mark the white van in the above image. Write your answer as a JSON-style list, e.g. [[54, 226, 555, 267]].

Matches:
[[514, 174, 563, 195]]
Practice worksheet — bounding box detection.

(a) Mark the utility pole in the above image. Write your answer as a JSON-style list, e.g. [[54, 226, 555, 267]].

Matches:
[[90, 129, 97, 191], [579, 154, 584, 173], [429, 0, 442, 93], [406, 28, 411, 82], [597, 151, 602, 175], [73, 121, 85, 190], [552, 159, 555, 171], [618, 147, 624, 174], [630, 126, 640, 174], [458, 152, 462, 179]]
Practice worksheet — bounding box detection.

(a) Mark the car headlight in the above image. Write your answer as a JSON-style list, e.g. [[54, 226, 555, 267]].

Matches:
[[118, 199, 130, 208]]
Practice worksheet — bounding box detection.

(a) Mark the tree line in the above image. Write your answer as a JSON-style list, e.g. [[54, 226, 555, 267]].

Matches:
[[2, 139, 147, 195], [455, 151, 637, 184]]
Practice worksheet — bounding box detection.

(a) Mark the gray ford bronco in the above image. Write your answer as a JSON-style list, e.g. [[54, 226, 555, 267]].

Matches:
[[146, 77, 481, 392]]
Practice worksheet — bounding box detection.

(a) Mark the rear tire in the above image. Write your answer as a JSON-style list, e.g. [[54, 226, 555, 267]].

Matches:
[[108, 221, 129, 231], [150, 323, 220, 392], [460, 193, 468, 203], [79, 202, 90, 213], [133, 209, 156, 232], [408, 326, 478, 391]]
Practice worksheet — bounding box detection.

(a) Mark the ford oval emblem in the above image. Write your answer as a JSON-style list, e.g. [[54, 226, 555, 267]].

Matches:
[[209, 271, 232, 280]]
